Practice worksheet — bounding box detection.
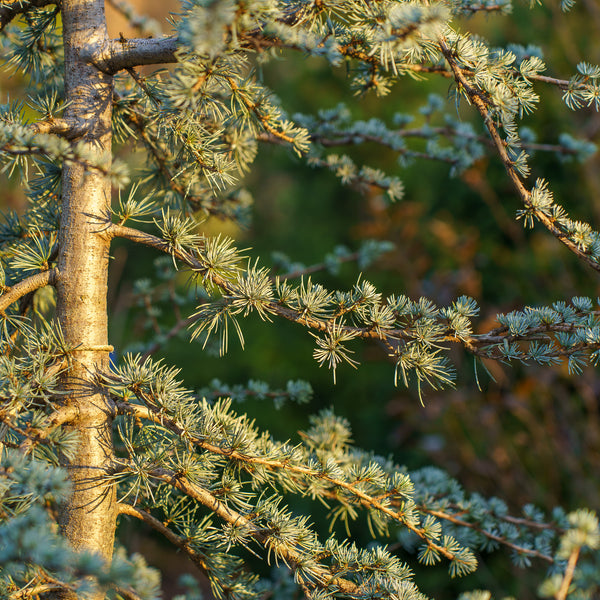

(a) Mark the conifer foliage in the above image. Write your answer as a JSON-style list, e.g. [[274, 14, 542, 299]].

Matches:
[[0, 0, 599, 598]]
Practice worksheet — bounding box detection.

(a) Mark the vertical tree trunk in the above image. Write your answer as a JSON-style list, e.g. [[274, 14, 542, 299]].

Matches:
[[56, 0, 116, 592]]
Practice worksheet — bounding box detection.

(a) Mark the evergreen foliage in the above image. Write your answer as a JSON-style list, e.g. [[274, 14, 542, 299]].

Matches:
[[0, 0, 599, 598]]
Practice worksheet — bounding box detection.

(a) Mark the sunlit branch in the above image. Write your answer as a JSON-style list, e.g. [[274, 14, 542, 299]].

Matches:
[[109, 223, 600, 364], [144, 465, 368, 596], [115, 400, 461, 563], [117, 100, 232, 216], [112, 587, 145, 600], [438, 37, 600, 274], [8, 583, 64, 599], [30, 118, 85, 139], [556, 547, 581, 600], [92, 36, 179, 73], [17, 401, 78, 455], [0, 268, 58, 314]]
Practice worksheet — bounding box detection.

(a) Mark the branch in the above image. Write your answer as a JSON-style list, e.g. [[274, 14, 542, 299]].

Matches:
[[9, 584, 64, 599], [117, 502, 209, 572], [114, 97, 233, 217], [110, 223, 600, 367], [112, 588, 144, 600], [30, 118, 86, 139], [17, 401, 78, 455], [115, 401, 463, 564], [0, 268, 58, 314], [438, 37, 600, 274], [0, 0, 55, 31], [556, 547, 580, 600], [108, 224, 236, 292], [417, 507, 554, 563], [92, 36, 178, 73], [145, 466, 365, 596]]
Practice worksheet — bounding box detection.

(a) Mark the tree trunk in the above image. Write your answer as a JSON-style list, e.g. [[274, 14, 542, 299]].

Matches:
[[56, 0, 115, 595]]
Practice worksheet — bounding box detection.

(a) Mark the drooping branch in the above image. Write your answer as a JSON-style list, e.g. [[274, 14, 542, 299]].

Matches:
[[0, 0, 55, 31], [0, 268, 58, 314], [438, 37, 600, 274]]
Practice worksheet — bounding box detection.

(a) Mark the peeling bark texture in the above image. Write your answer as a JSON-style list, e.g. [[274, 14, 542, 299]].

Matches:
[[56, 0, 116, 594]]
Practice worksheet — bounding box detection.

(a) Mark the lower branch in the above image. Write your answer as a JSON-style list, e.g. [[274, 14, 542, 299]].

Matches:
[[0, 268, 58, 314], [117, 501, 210, 572], [115, 401, 460, 564], [147, 466, 363, 596], [556, 547, 580, 600]]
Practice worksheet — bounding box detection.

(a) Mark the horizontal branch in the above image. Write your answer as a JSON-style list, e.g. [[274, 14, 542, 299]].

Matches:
[[92, 36, 178, 74], [30, 117, 87, 140], [418, 507, 554, 563], [17, 400, 78, 455], [9, 583, 64, 599], [110, 223, 600, 367], [108, 224, 236, 292], [0, 268, 58, 314]]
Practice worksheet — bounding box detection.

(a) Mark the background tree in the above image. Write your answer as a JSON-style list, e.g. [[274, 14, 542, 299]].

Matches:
[[0, 1, 600, 599]]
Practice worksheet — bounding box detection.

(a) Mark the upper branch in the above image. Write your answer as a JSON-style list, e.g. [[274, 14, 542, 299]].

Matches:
[[438, 37, 600, 274], [0, 0, 55, 31], [0, 268, 58, 314], [91, 36, 178, 74]]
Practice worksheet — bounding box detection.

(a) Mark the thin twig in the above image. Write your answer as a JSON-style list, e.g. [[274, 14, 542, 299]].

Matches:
[[117, 502, 210, 572]]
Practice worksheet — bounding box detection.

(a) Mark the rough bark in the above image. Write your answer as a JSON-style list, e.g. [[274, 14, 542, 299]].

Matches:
[[56, 0, 116, 595]]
